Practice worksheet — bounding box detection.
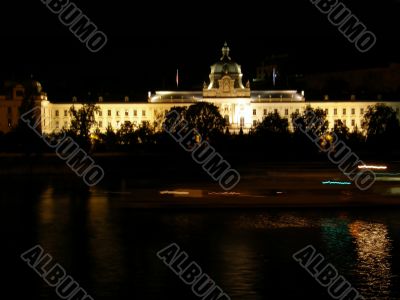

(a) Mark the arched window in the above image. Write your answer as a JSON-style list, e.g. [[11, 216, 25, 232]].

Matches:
[[224, 115, 230, 125]]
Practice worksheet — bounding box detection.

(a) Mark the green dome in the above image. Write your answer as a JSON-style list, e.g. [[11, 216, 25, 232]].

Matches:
[[208, 43, 245, 89]]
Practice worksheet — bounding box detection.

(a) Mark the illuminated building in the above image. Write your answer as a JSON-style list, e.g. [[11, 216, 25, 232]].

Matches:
[[2, 43, 400, 135], [0, 81, 45, 134]]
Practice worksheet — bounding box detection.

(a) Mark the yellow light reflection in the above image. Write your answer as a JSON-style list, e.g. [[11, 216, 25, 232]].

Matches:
[[348, 221, 392, 298], [38, 187, 56, 224]]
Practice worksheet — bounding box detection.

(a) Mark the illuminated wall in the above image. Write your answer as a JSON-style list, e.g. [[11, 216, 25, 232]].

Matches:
[[40, 98, 400, 135]]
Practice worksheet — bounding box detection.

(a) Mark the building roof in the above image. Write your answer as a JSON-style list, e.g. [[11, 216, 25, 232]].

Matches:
[[208, 42, 244, 89]]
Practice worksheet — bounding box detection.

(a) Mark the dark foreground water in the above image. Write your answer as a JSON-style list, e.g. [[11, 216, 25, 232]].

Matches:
[[2, 176, 400, 300]]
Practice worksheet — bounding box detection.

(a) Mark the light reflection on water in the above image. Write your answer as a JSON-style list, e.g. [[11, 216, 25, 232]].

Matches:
[[234, 213, 318, 230], [349, 221, 393, 300], [2, 179, 400, 300]]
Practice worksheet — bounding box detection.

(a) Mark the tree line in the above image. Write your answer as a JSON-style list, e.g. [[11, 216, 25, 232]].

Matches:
[[1, 101, 399, 159]]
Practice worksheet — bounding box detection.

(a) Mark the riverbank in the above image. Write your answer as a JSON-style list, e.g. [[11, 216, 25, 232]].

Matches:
[[1, 153, 399, 208]]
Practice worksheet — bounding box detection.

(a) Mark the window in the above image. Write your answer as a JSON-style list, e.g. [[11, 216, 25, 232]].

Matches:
[[325, 109, 329, 115], [108, 110, 111, 116], [125, 110, 129, 116], [274, 109, 278, 114], [351, 108, 355, 115], [334, 108, 337, 115], [253, 109, 257, 116], [285, 109, 289, 116], [240, 117, 245, 127], [64, 110, 68, 117], [98, 111, 102, 117], [7, 107, 12, 115], [360, 108, 364, 115], [351, 120, 355, 127], [253, 120, 257, 126], [116, 111, 120, 117], [343, 108, 346, 115], [134, 110, 137, 117], [55, 110, 59, 117], [142, 110, 146, 117], [55, 121, 59, 128], [343, 119, 347, 126], [224, 115, 229, 125], [263, 109, 267, 116], [64, 121, 68, 128], [8, 119, 12, 128], [99, 121, 103, 128]]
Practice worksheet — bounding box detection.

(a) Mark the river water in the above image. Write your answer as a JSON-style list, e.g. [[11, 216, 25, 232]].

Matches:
[[2, 175, 400, 300]]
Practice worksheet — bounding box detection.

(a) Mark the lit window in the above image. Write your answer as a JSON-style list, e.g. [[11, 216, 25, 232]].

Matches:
[[343, 108, 346, 115], [351, 108, 355, 115], [285, 109, 289, 116], [134, 110, 137, 117], [142, 110, 146, 117], [253, 109, 256, 116], [55, 110, 59, 117], [108, 110, 111, 116], [224, 115, 229, 125], [334, 109, 337, 115]]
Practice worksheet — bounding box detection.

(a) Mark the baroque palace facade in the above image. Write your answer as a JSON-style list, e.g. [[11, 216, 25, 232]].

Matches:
[[1, 43, 400, 135]]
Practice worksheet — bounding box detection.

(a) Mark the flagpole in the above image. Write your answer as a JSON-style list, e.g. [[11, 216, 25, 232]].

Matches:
[[176, 69, 179, 89]]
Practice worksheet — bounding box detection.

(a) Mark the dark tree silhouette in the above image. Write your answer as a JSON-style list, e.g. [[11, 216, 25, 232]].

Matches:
[[333, 120, 349, 141], [185, 102, 226, 139], [362, 104, 400, 137], [68, 103, 100, 149], [254, 112, 289, 136], [164, 103, 226, 140]]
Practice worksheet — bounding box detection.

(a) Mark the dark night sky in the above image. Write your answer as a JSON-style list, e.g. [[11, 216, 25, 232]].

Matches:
[[1, 0, 400, 100]]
